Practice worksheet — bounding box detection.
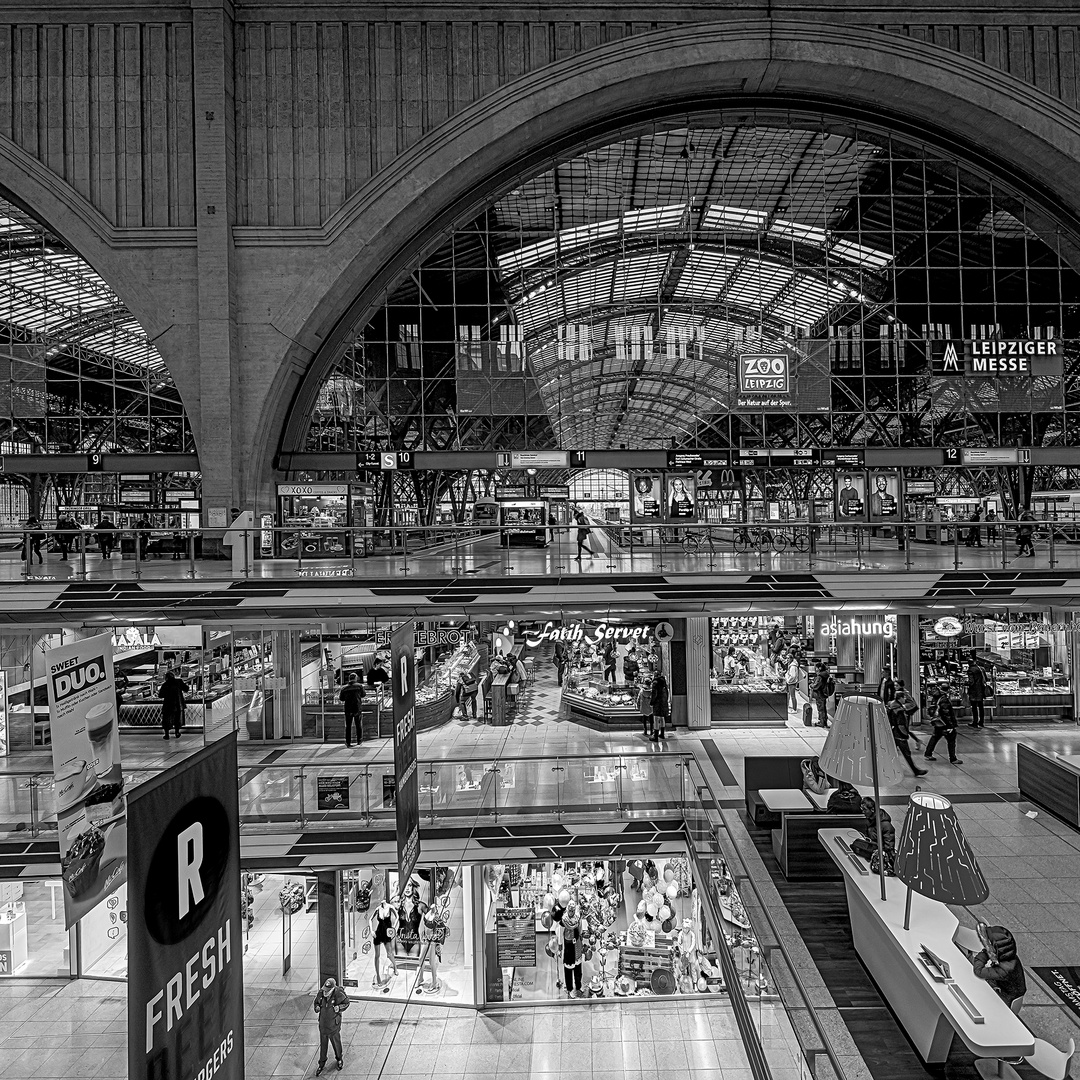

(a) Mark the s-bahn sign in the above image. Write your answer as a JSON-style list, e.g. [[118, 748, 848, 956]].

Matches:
[[932, 338, 1062, 377]]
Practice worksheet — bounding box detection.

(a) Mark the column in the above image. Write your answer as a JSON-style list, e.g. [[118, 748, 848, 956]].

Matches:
[[317, 871, 341, 985], [192, 0, 241, 523], [896, 615, 919, 702], [836, 634, 857, 677], [271, 630, 303, 737], [685, 618, 711, 729], [862, 634, 885, 687], [813, 616, 832, 657]]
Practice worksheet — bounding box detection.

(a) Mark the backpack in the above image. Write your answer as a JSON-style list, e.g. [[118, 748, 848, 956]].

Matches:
[[825, 674, 836, 697]]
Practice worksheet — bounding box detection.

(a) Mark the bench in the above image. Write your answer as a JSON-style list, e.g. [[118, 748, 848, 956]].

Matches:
[[773, 813, 867, 879], [744, 756, 808, 826]]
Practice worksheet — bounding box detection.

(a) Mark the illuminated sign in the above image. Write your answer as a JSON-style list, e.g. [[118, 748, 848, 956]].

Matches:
[[932, 338, 1061, 377], [524, 621, 672, 648], [821, 617, 895, 639], [739, 353, 790, 394], [933, 616, 963, 638]]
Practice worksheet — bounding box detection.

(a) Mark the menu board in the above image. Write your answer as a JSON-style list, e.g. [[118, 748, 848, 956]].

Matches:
[[496, 907, 536, 967]]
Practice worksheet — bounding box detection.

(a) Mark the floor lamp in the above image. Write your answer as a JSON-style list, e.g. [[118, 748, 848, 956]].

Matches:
[[894, 792, 988, 930], [818, 694, 904, 901]]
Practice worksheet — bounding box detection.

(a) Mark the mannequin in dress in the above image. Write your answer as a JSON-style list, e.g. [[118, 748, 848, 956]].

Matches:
[[369, 899, 399, 988]]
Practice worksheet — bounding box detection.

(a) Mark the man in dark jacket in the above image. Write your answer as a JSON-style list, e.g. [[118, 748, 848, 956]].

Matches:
[[338, 672, 365, 747], [971, 925, 1027, 1009], [967, 662, 987, 728], [924, 689, 962, 765], [313, 977, 350, 1073], [96, 517, 118, 560], [159, 669, 187, 740]]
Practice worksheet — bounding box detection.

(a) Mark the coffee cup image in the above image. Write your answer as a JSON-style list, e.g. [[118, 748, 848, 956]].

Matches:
[[85, 702, 115, 748], [55, 759, 91, 812]]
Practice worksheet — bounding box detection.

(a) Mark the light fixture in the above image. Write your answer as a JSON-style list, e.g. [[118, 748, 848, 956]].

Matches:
[[818, 695, 904, 900], [894, 792, 988, 930]]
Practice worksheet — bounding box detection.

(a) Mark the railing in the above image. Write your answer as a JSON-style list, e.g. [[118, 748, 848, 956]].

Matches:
[[0, 518, 1070, 580]]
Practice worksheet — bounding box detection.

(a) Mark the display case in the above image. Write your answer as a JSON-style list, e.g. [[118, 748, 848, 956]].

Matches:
[[562, 681, 642, 726], [499, 500, 549, 547], [413, 641, 481, 729], [709, 678, 788, 724]]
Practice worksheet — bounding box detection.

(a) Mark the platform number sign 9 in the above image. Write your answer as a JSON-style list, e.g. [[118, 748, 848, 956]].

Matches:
[[87, 452, 105, 471], [738, 353, 790, 395]]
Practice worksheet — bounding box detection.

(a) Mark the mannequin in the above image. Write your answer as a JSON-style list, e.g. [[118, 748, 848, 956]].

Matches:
[[369, 898, 399, 989], [418, 903, 443, 994]]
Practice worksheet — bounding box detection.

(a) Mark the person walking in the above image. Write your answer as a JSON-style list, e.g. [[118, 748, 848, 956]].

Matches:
[[313, 977, 350, 1074], [924, 688, 963, 765], [339, 672, 365, 747], [887, 698, 928, 776], [967, 661, 988, 728], [1015, 510, 1036, 558], [22, 516, 45, 564], [650, 672, 670, 741], [573, 507, 594, 558], [159, 669, 188, 740]]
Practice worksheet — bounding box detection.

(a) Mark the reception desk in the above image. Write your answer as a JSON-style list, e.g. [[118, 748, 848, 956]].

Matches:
[[820, 828, 1034, 1063]]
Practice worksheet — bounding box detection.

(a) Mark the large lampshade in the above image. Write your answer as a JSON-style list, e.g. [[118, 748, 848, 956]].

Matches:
[[818, 695, 904, 786], [894, 792, 989, 906]]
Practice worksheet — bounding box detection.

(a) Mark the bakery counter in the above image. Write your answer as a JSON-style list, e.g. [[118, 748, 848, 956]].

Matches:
[[710, 688, 788, 725], [563, 687, 642, 727]]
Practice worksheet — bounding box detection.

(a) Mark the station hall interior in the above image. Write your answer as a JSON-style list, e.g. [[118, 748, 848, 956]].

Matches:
[[3, 3, 1080, 1080]]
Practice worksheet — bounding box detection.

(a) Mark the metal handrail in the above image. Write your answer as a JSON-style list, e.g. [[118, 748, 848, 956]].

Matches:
[[684, 756, 851, 1080]]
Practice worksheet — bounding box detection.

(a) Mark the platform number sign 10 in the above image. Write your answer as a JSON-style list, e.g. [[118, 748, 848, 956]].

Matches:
[[738, 353, 790, 395]]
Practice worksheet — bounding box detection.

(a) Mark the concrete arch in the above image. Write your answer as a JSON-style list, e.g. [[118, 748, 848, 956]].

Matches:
[[257, 19, 1080, 486], [0, 134, 201, 453]]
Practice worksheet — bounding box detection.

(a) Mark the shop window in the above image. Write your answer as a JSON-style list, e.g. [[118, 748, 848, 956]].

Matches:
[[0, 880, 70, 978], [242, 873, 320, 991], [78, 884, 126, 978]]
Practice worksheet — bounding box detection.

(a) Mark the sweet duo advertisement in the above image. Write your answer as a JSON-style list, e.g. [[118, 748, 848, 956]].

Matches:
[[46, 634, 126, 928]]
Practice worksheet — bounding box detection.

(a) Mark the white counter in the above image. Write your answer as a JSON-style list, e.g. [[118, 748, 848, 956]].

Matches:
[[820, 828, 1034, 1063]]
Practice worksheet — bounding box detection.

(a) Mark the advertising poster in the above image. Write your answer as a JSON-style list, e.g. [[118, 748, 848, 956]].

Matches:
[[835, 472, 867, 523], [391, 621, 420, 885], [630, 474, 663, 523], [496, 907, 537, 967], [128, 735, 243, 1080], [316, 776, 350, 811], [1033, 967, 1080, 1022], [45, 634, 126, 929], [869, 472, 900, 520], [0, 670, 7, 758], [665, 474, 698, 521]]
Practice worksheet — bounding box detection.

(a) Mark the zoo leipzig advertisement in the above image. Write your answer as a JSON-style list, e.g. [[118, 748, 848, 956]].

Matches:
[[46, 634, 126, 929]]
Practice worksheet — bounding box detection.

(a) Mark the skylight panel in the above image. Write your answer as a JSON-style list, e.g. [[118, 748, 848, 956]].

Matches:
[[702, 205, 768, 231]]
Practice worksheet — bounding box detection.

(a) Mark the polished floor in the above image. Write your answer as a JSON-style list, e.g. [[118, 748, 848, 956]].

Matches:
[[0, 527, 1075, 582]]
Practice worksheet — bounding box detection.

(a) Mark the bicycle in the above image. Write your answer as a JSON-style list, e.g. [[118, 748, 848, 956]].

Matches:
[[733, 526, 788, 554], [784, 527, 810, 553], [681, 528, 719, 555]]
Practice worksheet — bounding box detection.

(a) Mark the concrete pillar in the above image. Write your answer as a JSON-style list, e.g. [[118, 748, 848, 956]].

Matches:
[[837, 634, 858, 678], [685, 618, 711, 729], [192, 0, 241, 526], [814, 617, 832, 657], [896, 615, 919, 702], [317, 871, 340, 986]]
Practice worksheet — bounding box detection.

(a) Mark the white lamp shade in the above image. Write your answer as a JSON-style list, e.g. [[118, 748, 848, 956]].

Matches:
[[818, 694, 905, 786]]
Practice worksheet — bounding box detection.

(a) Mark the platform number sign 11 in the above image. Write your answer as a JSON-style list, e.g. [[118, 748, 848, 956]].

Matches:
[[738, 353, 790, 395]]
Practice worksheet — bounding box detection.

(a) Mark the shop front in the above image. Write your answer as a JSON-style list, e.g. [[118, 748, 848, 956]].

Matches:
[[920, 610, 1075, 722], [274, 483, 372, 559], [709, 617, 791, 724]]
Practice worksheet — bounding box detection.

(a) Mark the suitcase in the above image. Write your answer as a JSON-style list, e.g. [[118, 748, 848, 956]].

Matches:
[[802, 703, 814, 726]]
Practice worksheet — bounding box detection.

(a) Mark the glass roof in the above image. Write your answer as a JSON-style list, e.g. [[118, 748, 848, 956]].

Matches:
[[0, 199, 166, 374], [490, 125, 898, 446]]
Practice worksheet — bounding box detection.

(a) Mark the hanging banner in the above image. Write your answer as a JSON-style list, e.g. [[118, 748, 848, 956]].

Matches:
[[390, 621, 420, 885], [128, 735, 243, 1080], [46, 633, 125, 929]]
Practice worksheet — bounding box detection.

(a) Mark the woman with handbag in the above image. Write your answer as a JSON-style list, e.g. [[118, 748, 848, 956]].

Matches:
[[650, 673, 671, 742]]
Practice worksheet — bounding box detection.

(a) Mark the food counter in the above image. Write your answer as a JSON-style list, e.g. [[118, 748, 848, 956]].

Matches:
[[563, 679, 642, 727], [118, 699, 209, 730], [709, 678, 788, 724], [302, 692, 389, 742]]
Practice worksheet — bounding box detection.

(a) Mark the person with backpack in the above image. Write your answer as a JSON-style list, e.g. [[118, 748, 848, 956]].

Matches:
[[886, 697, 928, 776], [966, 661, 988, 728], [810, 662, 832, 728], [924, 688, 963, 765], [338, 672, 365, 747], [455, 669, 479, 719], [313, 977, 350, 1074]]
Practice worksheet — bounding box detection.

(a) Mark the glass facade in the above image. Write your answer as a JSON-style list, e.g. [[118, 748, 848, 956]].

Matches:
[[303, 113, 1080, 456]]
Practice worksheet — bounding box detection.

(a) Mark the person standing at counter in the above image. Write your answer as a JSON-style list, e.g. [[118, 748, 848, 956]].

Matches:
[[367, 661, 390, 689], [455, 670, 479, 719], [553, 641, 568, 687], [339, 672, 365, 747], [967, 662, 987, 729], [160, 669, 188, 740]]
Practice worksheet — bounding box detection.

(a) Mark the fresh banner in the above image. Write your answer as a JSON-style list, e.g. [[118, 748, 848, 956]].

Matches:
[[128, 735, 243, 1080], [46, 633, 126, 929], [390, 621, 420, 885]]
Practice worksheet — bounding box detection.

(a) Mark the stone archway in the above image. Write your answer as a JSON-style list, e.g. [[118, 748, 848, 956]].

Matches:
[[256, 18, 1080, 491]]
